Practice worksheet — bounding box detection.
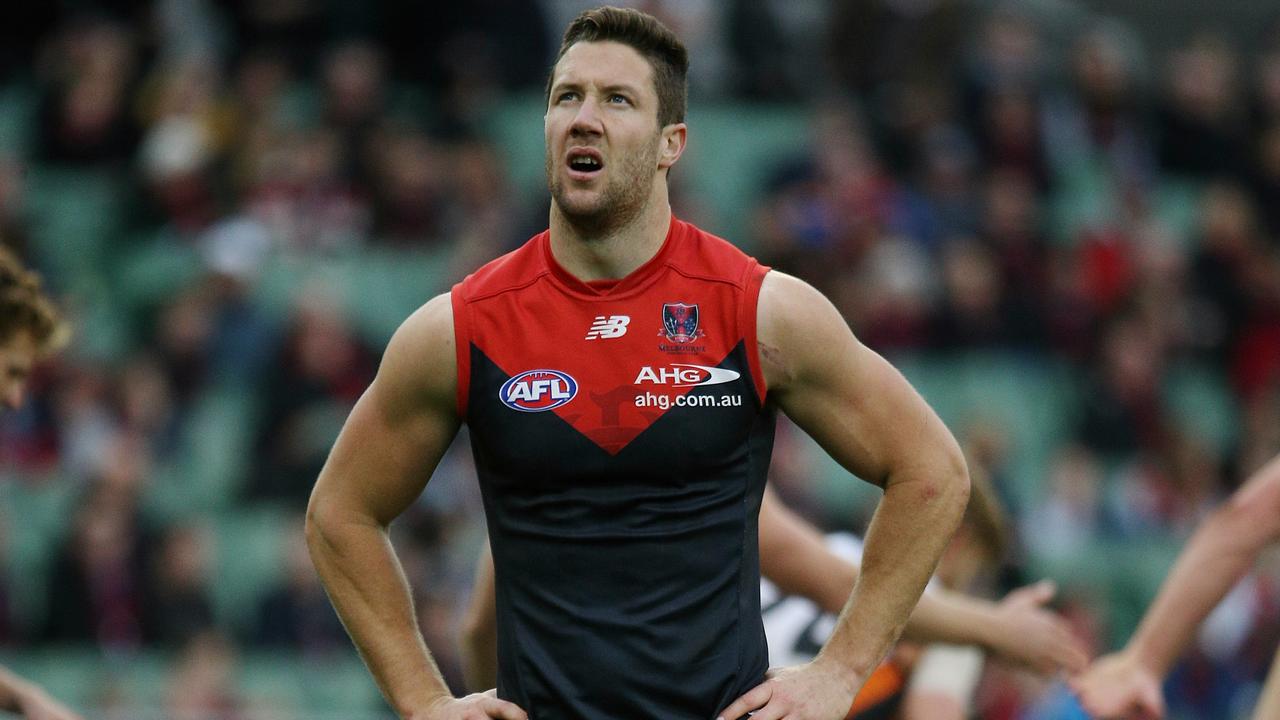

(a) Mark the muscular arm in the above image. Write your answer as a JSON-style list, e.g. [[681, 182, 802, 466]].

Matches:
[[761, 271, 970, 684], [719, 272, 970, 720], [306, 294, 524, 720], [1073, 454, 1280, 718]]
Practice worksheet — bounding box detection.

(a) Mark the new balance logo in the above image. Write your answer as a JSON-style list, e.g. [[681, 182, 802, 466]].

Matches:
[[585, 315, 630, 340]]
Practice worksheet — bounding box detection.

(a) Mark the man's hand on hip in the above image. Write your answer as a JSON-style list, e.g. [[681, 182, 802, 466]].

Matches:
[[409, 690, 528, 720], [717, 660, 861, 720]]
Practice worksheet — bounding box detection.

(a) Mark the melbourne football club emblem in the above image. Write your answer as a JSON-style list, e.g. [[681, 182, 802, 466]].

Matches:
[[661, 302, 704, 344]]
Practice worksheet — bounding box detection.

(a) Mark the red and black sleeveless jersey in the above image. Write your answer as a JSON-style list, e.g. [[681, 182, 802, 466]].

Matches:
[[452, 216, 775, 720]]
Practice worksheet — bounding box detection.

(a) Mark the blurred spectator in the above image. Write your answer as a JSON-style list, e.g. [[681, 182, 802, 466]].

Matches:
[[931, 237, 1015, 350], [724, 0, 796, 100], [1024, 445, 1105, 561], [410, 1, 552, 125], [43, 441, 155, 649], [165, 631, 245, 720], [321, 41, 386, 183], [148, 523, 216, 648], [35, 18, 139, 167], [116, 352, 180, 458], [440, 136, 522, 274], [252, 520, 345, 654], [367, 123, 447, 246], [1187, 182, 1264, 360], [828, 0, 969, 96], [134, 59, 232, 235], [977, 169, 1049, 345], [1043, 22, 1154, 202], [754, 101, 909, 302], [244, 125, 371, 253], [153, 284, 217, 408], [913, 125, 982, 243], [245, 294, 374, 504], [1157, 34, 1248, 179], [845, 234, 935, 352], [962, 11, 1050, 187], [226, 0, 329, 74], [1077, 317, 1167, 458], [198, 216, 277, 382]]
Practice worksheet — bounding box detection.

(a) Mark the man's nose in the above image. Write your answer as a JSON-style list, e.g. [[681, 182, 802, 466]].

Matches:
[[570, 97, 603, 135]]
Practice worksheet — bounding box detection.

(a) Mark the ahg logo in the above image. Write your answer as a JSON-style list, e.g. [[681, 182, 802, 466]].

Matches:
[[634, 364, 741, 387]]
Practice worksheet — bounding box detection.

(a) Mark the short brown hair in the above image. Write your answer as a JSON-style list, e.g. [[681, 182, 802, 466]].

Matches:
[[547, 6, 689, 127], [0, 247, 68, 353]]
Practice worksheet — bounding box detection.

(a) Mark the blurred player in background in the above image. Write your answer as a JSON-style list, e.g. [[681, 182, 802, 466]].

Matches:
[[758, 472, 1042, 720], [459, 474, 1087, 719], [1071, 454, 1280, 720], [0, 247, 81, 720], [307, 6, 970, 720]]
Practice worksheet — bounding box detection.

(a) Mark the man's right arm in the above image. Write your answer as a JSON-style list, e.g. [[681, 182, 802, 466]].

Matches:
[[1072, 453, 1280, 719], [306, 293, 525, 720]]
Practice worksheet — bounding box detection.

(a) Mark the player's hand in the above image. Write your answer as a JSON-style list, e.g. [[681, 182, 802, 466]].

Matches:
[[716, 659, 860, 720], [988, 580, 1090, 675], [408, 689, 528, 720], [1068, 650, 1165, 720], [15, 686, 84, 720]]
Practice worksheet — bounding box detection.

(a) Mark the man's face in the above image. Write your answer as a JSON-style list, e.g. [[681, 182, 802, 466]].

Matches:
[[0, 330, 37, 412], [545, 41, 667, 232]]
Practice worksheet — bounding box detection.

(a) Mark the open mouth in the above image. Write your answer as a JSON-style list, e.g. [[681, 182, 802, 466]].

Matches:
[[566, 148, 604, 179]]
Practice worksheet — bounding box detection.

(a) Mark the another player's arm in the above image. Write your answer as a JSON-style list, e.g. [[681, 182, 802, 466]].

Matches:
[[460, 543, 499, 692], [759, 485, 1086, 675], [306, 293, 525, 720], [720, 271, 970, 720], [1072, 453, 1280, 718], [899, 644, 985, 720], [0, 666, 84, 720]]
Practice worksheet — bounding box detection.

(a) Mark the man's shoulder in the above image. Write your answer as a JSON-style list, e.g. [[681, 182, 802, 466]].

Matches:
[[669, 218, 765, 287], [454, 230, 550, 303]]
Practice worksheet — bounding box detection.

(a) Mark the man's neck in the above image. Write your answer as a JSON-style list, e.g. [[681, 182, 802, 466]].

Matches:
[[548, 187, 672, 282]]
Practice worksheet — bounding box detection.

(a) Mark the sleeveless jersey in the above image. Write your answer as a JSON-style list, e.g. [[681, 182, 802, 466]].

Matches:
[[452, 216, 774, 720]]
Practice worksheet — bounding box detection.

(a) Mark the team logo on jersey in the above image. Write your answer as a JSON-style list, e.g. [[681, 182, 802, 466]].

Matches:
[[585, 315, 630, 340], [634, 364, 740, 387], [659, 302, 707, 354], [661, 303, 702, 343], [499, 370, 578, 412]]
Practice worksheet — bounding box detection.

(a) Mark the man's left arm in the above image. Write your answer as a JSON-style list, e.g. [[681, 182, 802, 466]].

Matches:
[[719, 271, 970, 720]]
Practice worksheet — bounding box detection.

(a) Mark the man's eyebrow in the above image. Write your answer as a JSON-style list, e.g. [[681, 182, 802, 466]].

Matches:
[[549, 81, 643, 98], [550, 80, 583, 94], [600, 83, 642, 96]]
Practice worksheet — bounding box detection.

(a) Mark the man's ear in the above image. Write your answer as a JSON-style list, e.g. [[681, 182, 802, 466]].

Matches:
[[658, 123, 687, 170]]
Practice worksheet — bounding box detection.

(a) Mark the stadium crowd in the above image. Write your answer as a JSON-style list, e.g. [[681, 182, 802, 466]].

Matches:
[[0, 1, 1278, 718]]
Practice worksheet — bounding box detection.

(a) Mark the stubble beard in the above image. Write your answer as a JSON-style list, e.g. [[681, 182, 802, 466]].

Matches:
[[547, 140, 659, 239]]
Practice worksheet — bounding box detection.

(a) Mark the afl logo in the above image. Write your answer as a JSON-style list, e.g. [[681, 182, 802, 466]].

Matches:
[[499, 370, 578, 412]]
